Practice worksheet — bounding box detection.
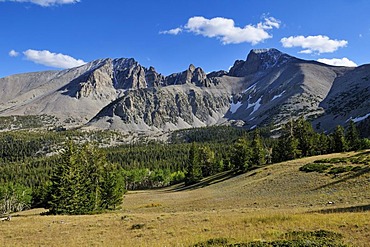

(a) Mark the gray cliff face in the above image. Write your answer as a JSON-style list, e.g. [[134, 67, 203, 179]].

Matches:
[[113, 58, 153, 89], [89, 86, 231, 130], [72, 60, 214, 101], [75, 59, 116, 99], [0, 48, 369, 133], [164, 64, 212, 87]]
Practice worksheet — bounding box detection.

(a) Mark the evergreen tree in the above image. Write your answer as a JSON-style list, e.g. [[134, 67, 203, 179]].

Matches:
[[100, 164, 125, 210], [231, 137, 251, 172], [316, 133, 330, 155], [48, 142, 125, 215], [251, 129, 265, 167], [332, 125, 348, 152], [48, 142, 82, 214], [198, 146, 216, 177], [294, 117, 315, 157], [346, 120, 360, 151], [272, 120, 300, 162], [184, 143, 202, 186]]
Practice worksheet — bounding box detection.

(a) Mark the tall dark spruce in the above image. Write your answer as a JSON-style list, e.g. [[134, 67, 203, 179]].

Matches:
[[48, 142, 125, 215]]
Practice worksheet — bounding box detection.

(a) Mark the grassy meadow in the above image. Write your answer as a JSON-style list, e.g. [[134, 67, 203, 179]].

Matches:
[[1, 151, 369, 246]]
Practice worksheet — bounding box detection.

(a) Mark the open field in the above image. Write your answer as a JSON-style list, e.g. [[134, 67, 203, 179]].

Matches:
[[1, 151, 369, 246]]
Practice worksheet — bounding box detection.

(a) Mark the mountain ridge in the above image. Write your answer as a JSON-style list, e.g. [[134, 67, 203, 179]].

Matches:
[[0, 48, 369, 134]]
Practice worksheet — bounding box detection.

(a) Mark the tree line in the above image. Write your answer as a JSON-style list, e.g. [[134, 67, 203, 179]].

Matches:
[[0, 118, 369, 215]]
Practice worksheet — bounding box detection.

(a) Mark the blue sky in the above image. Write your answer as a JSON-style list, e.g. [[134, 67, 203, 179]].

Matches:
[[1, 0, 370, 78]]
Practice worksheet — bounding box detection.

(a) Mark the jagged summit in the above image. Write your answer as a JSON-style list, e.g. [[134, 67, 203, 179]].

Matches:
[[229, 48, 293, 77], [250, 48, 281, 54], [78, 48, 291, 84]]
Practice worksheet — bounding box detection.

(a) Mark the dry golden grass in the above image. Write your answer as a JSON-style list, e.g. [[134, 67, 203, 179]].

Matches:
[[1, 151, 369, 246]]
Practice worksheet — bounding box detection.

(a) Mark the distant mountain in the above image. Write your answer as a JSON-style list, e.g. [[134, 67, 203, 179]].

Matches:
[[0, 48, 369, 133]]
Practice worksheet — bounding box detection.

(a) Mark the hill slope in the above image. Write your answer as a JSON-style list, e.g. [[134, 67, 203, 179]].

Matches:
[[124, 151, 370, 212], [1, 151, 369, 247]]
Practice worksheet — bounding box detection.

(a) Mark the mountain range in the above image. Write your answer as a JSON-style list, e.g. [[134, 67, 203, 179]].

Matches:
[[1, 48, 369, 133]]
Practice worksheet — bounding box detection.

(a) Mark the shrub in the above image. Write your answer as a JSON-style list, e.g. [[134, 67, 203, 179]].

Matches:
[[328, 166, 354, 174], [192, 238, 228, 247], [130, 223, 145, 230], [299, 163, 333, 173], [0, 183, 32, 214]]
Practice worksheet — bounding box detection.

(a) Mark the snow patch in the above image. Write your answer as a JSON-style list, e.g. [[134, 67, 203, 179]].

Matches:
[[230, 101, 242, 114], [250, 125, 257, 130], [247, 97, 262, 115], [243, 83, 256, 93], [349, 112, 370, 123], [272, 90, 285, 101]]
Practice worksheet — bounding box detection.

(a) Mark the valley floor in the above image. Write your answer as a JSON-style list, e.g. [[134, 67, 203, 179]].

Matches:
[[1, 152, 369, 246]]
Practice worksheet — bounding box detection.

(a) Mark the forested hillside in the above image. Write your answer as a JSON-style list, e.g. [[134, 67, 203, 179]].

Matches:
[[0, 118, 369, 215]]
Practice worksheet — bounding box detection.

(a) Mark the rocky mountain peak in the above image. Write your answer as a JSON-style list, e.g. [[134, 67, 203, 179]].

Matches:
[[250, 48, 281, 55], [164, 64, 212, 87], [188, 64, 196, 73], [112, 58, 138, 69], [148, 66, 156, 72], [229, 48, 292, 77]]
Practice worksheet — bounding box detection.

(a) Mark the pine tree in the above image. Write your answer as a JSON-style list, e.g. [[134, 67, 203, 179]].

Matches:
[[231, 137, 251, 172], [48, 142, 125, 215], [346, 120, 360, 151], [333, 125, 348, 152], [294, 117, 315, 157], [316, 133, 329, 155], [48, 142, 81, 214], [184, 143, 202, 186], [272, 120, 300, 162], [100, 164, 125, 210], [198, 146, 216, 177], [251, 129, 265, 167]]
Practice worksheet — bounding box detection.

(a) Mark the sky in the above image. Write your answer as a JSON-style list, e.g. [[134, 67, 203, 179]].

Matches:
[[1, 0, 370, 78]]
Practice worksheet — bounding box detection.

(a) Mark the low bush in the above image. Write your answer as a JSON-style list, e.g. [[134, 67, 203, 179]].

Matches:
[[299, 163, 333, 173], [328, 166, 357, 174]]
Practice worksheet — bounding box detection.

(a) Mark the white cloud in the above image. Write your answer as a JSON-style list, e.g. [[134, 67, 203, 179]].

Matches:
[[162, 16, 280, 45], [281, 35, 348, 54], [23, 49, 86, 69], [298, 49, 313, 54], [317, 58, 357, 67], [159, 28, 182, 35], [9, 49, 19, 57], [0, 0, 79, 6]]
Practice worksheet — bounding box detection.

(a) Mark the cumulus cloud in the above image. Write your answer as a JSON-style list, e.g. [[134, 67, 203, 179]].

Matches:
[[0, 0, 79, 7], [281, 35, 348, 54], [159, 28, 182, 35], [9, 49, 19, 57], [23, 49, 86, 69], [317, 58, 357, 67], [161, 16, 280, 45]]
